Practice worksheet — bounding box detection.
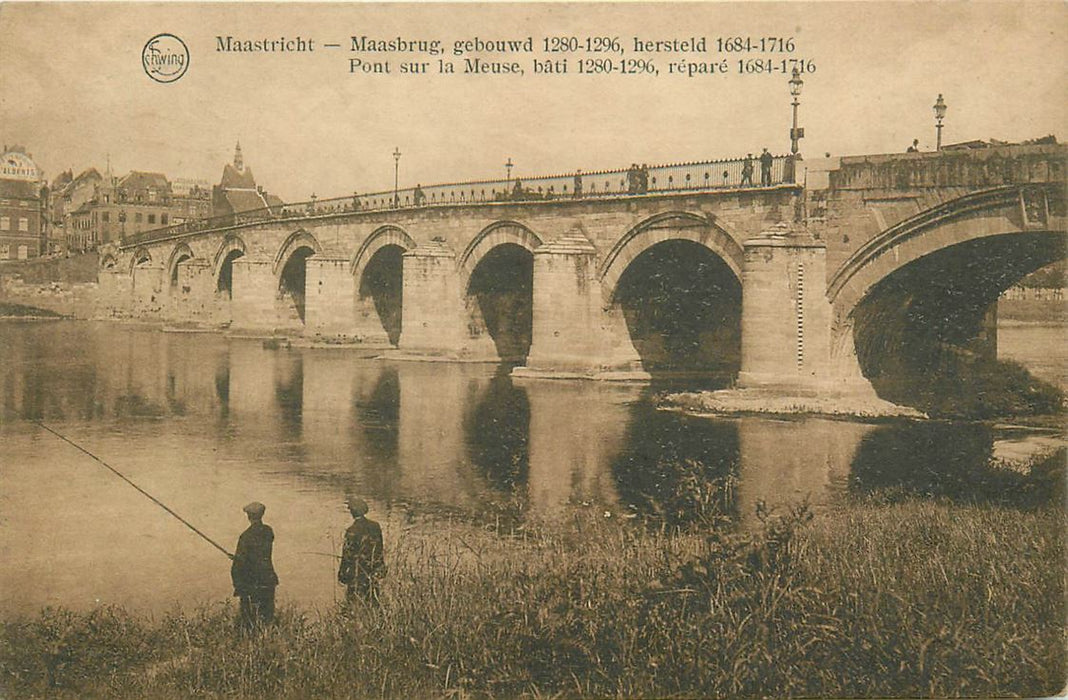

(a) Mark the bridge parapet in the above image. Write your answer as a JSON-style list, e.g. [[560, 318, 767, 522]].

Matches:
[[120, 154, 795, 249], [827, 143, 1066, 191]]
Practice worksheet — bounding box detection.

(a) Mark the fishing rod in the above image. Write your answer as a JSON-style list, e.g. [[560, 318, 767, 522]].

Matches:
[[34, 421, 235, 560]]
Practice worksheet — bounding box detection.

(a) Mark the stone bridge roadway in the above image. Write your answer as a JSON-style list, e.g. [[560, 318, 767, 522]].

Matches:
[[104, 144, 1066, 395]]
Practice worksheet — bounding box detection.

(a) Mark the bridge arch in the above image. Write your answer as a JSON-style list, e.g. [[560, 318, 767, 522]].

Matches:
[[129, 246, 153, 272], [274, 229, 323, 325], [350, 225, 416, 280], [166, 242, 196, 289], [353, 226, 415, 346], [273, 229, 323, 278], [100, 253, 118, 270], [831, 185, 1066, 407], [601, 213, 744, 377], [213, 234, 248, 298], [598, 212, 744, 304], [458, 221, 542, 284], [829, 185, 1065, 317], [461, 221, 542, 363]]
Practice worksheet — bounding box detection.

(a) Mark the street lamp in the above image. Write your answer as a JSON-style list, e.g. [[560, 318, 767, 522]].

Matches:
[[392, 147, 402, 207], [505, 157, 514, 187], [933, 94, 948, 151], [788, 67, 804, 158]]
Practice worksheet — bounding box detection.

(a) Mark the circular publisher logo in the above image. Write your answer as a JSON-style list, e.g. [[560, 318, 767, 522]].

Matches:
[[142, 33, 189, 83]]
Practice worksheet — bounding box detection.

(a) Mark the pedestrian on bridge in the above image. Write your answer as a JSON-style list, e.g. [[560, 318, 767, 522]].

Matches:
[[907, 139, 920, 153], [338, 496, 386, 606], [231, 501, 279, 631], [760, 148, 773, 186], [741, 154, 754, 186]]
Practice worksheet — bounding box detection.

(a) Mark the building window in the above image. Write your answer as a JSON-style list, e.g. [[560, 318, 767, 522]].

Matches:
[[148, 213, 156, 224], [0, 216, 8, 231], [0, 244, 8, 259], [161, 213, 168, 225], [18, 217, 28, 232], [17, 245, 28, 260], [102, 212, 110, 222], [135, 213, 142, 223], [149, 189, 157, 202]]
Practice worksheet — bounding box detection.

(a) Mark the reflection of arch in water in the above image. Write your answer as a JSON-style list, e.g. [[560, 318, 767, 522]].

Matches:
[[353, 366, 401, 498], [611, 399, 740, 527], [273, 352, 304, 441], [463, 370, 530, 491], [849, 422, 996, 500]]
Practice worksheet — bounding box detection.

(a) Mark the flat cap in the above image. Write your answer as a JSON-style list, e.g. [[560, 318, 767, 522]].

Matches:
[[346, 497, 369, 516], [242, 501, 266, 517]]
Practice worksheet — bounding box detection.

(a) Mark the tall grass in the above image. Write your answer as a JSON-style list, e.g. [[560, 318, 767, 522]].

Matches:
[[2, 499, 1064, 699]]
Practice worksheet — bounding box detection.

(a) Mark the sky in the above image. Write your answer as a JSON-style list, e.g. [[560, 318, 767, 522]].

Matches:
[[1, 2, 1065, 203]]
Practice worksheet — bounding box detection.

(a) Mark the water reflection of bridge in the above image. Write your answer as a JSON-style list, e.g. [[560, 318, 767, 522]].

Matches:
[[5, 324, 1056, 530]]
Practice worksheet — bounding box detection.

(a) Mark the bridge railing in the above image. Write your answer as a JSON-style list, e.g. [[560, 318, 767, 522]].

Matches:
[[123, 154, 795, 247]]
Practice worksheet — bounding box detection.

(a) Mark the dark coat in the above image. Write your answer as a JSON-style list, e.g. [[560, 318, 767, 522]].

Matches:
[[231, 522, 279, 596], [338, 517, 384, 585]]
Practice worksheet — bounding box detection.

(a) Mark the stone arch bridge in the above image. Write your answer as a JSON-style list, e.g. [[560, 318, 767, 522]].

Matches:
[[101, 145, 1066, 396]]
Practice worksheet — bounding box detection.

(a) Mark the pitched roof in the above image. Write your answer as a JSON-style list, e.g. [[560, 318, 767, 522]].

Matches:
[[221, 189, 279, 214], [219, 162, 257, 190], [119, 171, 171, 192], [52, 169, 74, 189]]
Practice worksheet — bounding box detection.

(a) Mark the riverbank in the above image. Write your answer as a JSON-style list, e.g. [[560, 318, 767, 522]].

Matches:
[[2, 487, 1063, 699], [0, 302, 65, 320]]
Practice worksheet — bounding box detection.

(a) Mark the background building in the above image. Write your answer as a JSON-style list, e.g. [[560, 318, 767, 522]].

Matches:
[[0, 144, 47, 260], [212, 142, 283, 217], [65, 168, 212, 250]]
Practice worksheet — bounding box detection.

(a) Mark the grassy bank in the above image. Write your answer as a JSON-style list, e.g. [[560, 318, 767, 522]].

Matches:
[[2, 494, 1063, 699], [0, 302, 63, 318]]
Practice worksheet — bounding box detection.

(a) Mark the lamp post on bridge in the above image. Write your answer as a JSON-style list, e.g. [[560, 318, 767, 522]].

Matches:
[[933, 94, 947, 151], [788, 67, 804, 159], [392, 147, 402, 208]]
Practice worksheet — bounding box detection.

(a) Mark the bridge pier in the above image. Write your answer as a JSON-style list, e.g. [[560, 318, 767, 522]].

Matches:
[[305, 257, 362, 338], [398, 242, 465, 356], [131, 263, 164, 318], [738, 232, 876, 396], [167, 258, 214, 326], [516, 235, 645, 379], [230, 258, 281, 334]]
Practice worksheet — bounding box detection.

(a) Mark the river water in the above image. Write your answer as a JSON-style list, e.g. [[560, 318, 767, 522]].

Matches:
[[0, 321, 1063, 615]]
